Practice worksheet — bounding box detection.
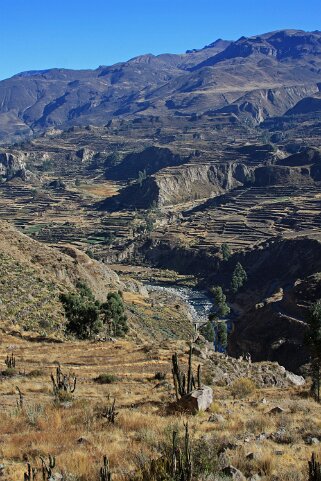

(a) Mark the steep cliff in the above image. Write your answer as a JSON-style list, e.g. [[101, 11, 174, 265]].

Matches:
[[103, 161, 252, 209]]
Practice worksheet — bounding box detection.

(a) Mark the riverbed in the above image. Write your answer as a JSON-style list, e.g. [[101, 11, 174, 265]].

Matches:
[[145, 283, 213, 325]]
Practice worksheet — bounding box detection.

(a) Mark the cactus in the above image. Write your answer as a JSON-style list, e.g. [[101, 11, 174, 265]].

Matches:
[[309, 453, 321, 481], [50, 363, 77, 397], [40, 455, 56, 480], [134, 424, 193, 481], [172, 344, 201, 400], [24, 463, 37, 481], [197, 364, 202, 389], [16, 386, 24, 410], [5, 353, 16, 369], [100, 455, 112, 481], [102, 398, 118, 424]]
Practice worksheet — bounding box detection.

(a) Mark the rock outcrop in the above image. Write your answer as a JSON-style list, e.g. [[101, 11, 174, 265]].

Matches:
[[103, 161, 252, 208], [170, 386, 213, 414], [0, 152, 28, 181], [106, 146, 186, 181]]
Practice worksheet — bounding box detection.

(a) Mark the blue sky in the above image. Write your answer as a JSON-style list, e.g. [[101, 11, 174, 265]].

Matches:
[[1, 0, 321, 80]]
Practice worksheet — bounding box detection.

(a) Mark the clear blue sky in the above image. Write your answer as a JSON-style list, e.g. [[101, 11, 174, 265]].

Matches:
[[2, 0, 321, 80]]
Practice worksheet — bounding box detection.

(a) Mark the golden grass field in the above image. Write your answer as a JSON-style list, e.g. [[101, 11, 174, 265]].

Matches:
[[0, 333, 320, 481]]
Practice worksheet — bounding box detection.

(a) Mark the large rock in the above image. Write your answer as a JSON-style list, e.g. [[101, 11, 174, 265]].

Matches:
[[0, 152, 27, 180], [221, 465, 246, 481], [173, 386, 213, 414]]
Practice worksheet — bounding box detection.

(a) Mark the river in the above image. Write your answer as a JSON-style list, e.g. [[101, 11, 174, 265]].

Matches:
[[145, 283, 213, 326]]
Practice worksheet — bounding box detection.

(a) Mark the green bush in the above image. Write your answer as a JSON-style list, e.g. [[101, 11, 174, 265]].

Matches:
[[60, 282, 102, 339], [101, 291, 128, 337], [221, 243, 231, 261], [200, 321, 215, 342], [27, 369, 45, 378], [94, 373, 118, 384], [230, 262, 247, 293], [1, 367, 16, 377], [60, 284, 128, 340]]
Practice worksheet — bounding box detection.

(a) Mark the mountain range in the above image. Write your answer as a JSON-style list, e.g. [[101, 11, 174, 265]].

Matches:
[[1, 29, 321, 143]]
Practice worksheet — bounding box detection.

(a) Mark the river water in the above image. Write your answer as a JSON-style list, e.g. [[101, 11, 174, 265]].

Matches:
[[145, 283, 213, 325]]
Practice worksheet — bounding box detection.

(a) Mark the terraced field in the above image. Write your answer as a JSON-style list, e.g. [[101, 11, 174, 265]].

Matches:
[[150, 185, 321, 255]]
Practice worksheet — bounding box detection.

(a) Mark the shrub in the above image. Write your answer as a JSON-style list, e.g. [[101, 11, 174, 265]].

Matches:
[[101, 291, 128, 337], [231, 262, 247, 293], [230, 378, 256, 399], [60, 282, 102, 339], [221, 243, 231, 261], [27, 369, 45, 378], [1, 367, 16, 377], [216, 322, 228, 349], [200, 321, 215, 342], [94, 373, 118, 384]]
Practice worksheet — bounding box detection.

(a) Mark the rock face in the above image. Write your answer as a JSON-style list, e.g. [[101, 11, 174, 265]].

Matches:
[[0, 152, 28, 180], [206, 350, 306, 388], [224, 237, 321, 372], [104, 161, 251, 208], [173, 386, 213, 414], [106, 146, 186, 181]]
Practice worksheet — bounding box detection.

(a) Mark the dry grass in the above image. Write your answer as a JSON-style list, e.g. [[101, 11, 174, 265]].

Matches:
[[75, 182, 119, 199], [0, 334, 317, 481]]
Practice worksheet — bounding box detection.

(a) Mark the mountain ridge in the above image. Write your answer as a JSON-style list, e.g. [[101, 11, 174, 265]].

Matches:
[[1, 29, 321, 143]]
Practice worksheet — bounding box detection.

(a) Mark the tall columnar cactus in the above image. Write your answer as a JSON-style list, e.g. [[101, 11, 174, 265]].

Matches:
[[40, 455, 56, 480], [170, 424, 193, 481], [133, 424, 193, 481], [309, 453, 321, 481], [16, 386, 24, 410], [100, 456, 112, 481], [50, 363, 77, 397], [5, 353, 16, 369], [24, 463, 37, 481], [172, 344, 201, 400], [105, 399, 118, 424]]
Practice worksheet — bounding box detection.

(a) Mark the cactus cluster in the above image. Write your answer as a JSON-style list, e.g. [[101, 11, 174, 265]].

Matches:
[[40, 455, 56, 480], [50, 363, 77, 397], [23, 455, 56, 481], [172, 344, 201, 400], [309, 453, 321, 481], [104, 399, 118, 424], [134, 424, 193, 481], [5, 353, 16, 369], [171, 423, 192, 481], [24, 463, 37, 481], [100, 456, 112, 481]]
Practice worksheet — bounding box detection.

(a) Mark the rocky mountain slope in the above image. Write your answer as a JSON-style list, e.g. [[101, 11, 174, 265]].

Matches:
[[1, 30, 321, 143], [0, 220, 122, 334]]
